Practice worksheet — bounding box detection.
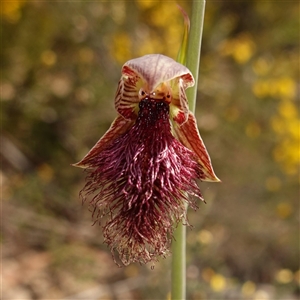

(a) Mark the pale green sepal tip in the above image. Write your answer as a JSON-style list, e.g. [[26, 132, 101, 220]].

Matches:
[[176, 5, 190, 66]]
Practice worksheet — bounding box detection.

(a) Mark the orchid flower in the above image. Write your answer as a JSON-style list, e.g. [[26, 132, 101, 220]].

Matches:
[[73, 54, 219, 266]]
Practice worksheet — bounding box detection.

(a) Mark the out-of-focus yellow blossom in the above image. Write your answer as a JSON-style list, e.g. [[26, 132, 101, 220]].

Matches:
[[273, 138, 299, 175], [110, 32, 132, 64], [1, 0, 26, 23], [41, 50, 57, 67], [166, 291, 171, 300], [252, 57, 272, 76], [275, 77, 296, 99], [271, 97, 299, 175], [287, 119, 300, 139], [271, 108, 300, 138], [111, 1, 126, 25], [295, 270, 300, 286], [219, 33, 256, 64], [148, 1, 182, 58], [197, 229, 213, 245], [135, 0, 156, 10], [166, 22, 183, 47], [254, 74, 299, 177], [136, 35, 164, 57], [278, 100, 297, 119], [242, 281, 256, 296], [275, 269, 294, 284], [149, 2, 178, 28], [210, 273, 226, 292], [276, 202, 292, 219], [252, 77, 296, 100], [111, 1, 182, 62], [252, 80, 271, 98]]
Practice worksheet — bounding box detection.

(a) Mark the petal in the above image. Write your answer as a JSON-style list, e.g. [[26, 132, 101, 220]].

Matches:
[[123, 54, 194, 92], [169, 77, 190, 125], [171, 111, 220, 182], [72, 115, 135, 168], [115, 69, 141, 120]]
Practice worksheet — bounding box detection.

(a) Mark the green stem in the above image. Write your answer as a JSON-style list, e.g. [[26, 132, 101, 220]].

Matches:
[[171, 221, 186, 300], [186, 0, 206, 113], [171, 1, 206, 299]]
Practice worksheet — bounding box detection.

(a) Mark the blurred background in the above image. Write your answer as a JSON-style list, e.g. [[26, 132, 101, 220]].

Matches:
[[1, 0, 299, 299]]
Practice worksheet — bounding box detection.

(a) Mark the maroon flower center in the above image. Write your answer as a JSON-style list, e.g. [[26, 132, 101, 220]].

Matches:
[[138, 97, 170, 126]]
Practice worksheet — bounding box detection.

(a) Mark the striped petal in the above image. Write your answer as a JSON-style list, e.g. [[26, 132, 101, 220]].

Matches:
[[169, 77, 190, 125], [114, 67, 141, 120], [73, 115, 134, 168], [123, 54, 194, 92], [171, 111, 220, 182]]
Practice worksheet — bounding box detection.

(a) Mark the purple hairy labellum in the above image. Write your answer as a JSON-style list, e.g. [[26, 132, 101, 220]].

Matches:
[[73, 54, 220, 266]]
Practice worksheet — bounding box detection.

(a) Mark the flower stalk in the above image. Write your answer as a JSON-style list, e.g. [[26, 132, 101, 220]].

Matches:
[[171, 1, 206, 299]]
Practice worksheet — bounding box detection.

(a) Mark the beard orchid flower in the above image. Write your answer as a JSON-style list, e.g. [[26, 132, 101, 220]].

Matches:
[[73, 54, 220, 266]]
